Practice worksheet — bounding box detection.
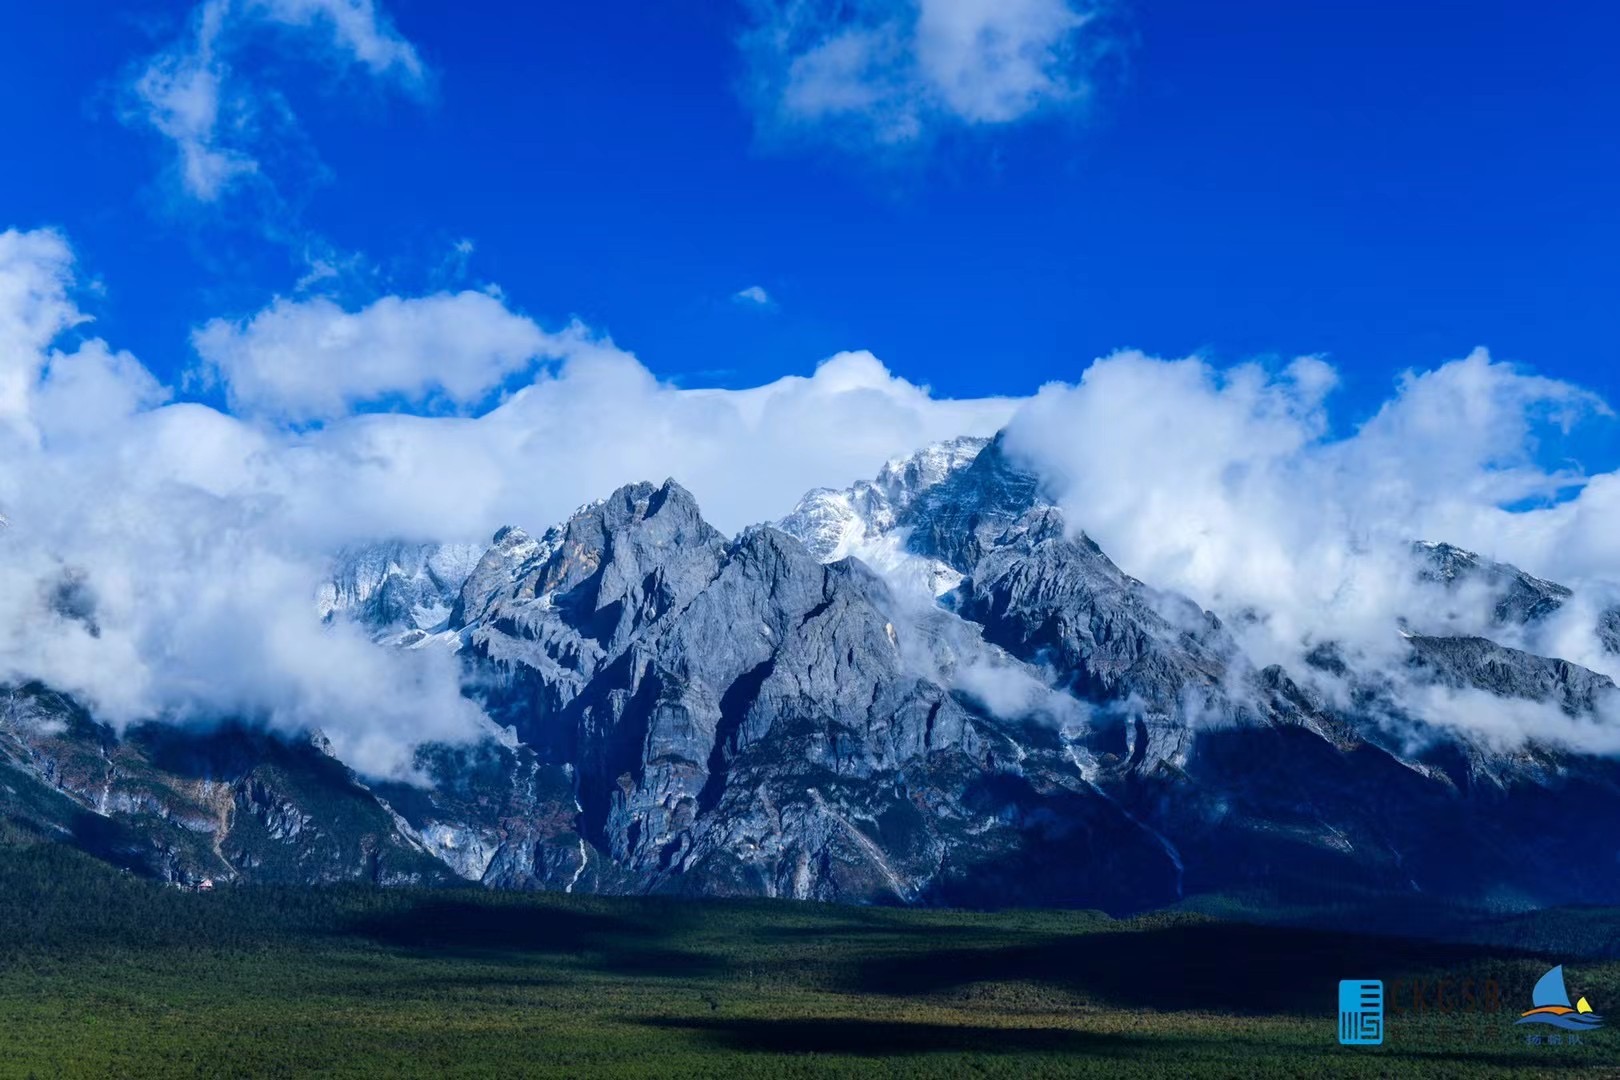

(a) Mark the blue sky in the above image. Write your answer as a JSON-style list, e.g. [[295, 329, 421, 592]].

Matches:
[[1, 0, 1616, 454], [5, 0, 1620, 763]]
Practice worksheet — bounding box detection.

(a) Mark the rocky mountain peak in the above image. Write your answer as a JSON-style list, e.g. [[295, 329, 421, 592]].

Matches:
[[900, 433, 1048, 574], [777, 437, 991, 563], [320, 539, 485, 637], [1407, 633, 1618, 717], [490, 524, 535, 550], [874, 435, 991, 511], [451, 480, 725, 637], [1413, 540, 1573, 627]]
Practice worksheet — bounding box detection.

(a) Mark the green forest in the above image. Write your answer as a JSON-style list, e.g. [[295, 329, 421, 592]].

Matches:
[[1, 842, 1617, 1078]]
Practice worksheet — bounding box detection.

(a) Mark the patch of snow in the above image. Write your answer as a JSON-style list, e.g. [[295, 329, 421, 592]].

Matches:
[[319, 540, 485, 635], [565, 837, 588, 893], [776, 436, 987, 571], [418, 821, 498, 880]]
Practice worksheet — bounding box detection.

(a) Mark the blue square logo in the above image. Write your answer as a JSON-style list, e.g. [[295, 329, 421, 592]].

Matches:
[[1339, 979, 1384, 1045]]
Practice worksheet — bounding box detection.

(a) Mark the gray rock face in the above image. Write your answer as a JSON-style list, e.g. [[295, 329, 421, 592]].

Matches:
[[1407, 634, 1618, 716], [890, 440, 1240, 772], [0, 685, 451, 887], [781, 437, 1620, 910], [901, 433, 1048, 575], [1412, 541, 1573, 627], [951, 511, 1231, 714], [778, 437, 988, 562], [1601, 608, 1620, 655], [373, 740, 598, 893], [434, 479, 1157, 903]]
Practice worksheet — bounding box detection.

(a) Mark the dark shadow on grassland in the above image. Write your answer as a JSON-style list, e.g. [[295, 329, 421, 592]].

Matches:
[[637, 1016, 1130, 1056], [308, 971, 566, 998], [852, 921, 1545, 1015], [354, 899, 642, 951], [350, 899, 724, 977], [637, 1017, 1556, 1069], [755, 905, 1116, 940], [1174, 890, 1620, 962]]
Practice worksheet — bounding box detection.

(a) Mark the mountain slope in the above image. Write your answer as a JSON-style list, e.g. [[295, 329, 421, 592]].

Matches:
[[3, 434, 1619, 915], [434, 479, 1171, 906], [0, 685, 451, 886], [784, 437, 1620, 909]]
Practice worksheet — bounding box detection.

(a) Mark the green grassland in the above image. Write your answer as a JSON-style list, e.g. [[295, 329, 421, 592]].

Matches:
[[0, 844, 1617, 1078]]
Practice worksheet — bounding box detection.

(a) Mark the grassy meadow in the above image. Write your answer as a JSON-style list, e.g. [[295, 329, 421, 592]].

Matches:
[[0, 844, 1616, 1078]]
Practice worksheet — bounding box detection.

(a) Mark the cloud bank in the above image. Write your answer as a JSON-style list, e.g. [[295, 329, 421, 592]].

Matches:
[[1000, 349, 1620, 754], [192, 291, 560, 422], [4, 224, 1619, 772], [740, 0, 1112, 151], [0, 227, 1015, 775], [1004, 350, 1613, 644]]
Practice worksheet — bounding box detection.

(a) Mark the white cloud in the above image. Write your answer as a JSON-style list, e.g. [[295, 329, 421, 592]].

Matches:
[[0, 228, 1017, 777], [5, 226, 1620, 770], [127, 0, 427, 202], [252, 0, 424, 81], [740, 0, 1108, 150], [1001, 348, 1620, 748], [0, 228, 486, 777], [279, 345, 1019, 543], [1406, 684, 1620, 758], [0, 229, 85, 440], [192, 291, 559, 423], [33, 340, 171, 444], [733, 285, 774, 307]]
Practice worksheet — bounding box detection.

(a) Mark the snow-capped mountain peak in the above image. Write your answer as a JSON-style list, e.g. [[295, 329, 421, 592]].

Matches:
[[318, 540, 486, 637], [775, 436, 989, 593], [873, 435, 991, 511]]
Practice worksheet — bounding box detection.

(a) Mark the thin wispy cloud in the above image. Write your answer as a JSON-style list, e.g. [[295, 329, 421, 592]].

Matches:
[[126, 0, 429, 203], [733, 284, 774, 307], [739, 0, 1116, 154]]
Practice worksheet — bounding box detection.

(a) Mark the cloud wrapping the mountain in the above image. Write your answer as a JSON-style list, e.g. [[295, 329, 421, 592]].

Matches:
[[0, 229, 1015, 775], [4, 225, 1619, 769], [740, 0, 1108, 150], [0, 231, 482, 776], [1405, 684, 1620, 758], [276, 343, 1018, 545], [1001, 349, 1620, 688]]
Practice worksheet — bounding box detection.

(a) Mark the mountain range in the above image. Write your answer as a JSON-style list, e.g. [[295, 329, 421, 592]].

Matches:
[[3, 433, 1617, 915]]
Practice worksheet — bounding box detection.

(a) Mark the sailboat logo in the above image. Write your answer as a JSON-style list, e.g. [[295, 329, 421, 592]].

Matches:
[[1516, 966, 1604, 1031]]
